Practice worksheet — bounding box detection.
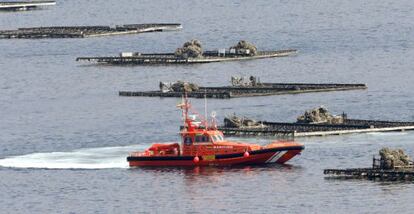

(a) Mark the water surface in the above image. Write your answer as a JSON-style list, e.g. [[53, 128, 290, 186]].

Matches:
[[1, 0, 414, 213]]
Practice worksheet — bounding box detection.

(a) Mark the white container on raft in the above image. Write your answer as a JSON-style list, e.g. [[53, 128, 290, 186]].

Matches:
[[120, 52, 134, 57]]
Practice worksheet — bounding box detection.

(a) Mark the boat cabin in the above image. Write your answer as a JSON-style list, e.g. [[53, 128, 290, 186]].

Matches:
[[179, 123, 254, 156]]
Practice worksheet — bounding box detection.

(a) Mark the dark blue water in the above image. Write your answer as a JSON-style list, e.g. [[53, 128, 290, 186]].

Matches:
[[1, 0, 414, 213]]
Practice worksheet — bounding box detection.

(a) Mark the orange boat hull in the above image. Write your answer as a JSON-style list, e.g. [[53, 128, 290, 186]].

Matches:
[[127, 146, 303, 167]]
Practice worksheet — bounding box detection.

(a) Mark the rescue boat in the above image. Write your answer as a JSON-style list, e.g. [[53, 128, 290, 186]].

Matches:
[[127, 96, 304, 167]]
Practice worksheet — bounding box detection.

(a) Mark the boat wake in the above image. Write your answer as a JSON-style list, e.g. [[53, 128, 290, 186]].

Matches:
[[0, 144, 147, 169]]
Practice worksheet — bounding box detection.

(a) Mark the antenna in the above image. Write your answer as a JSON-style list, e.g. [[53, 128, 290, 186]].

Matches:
[[211, 111, 217, 130], [204, 88, 208, 129], [181, 94, 186, 130], [178, 92, 190, 131]]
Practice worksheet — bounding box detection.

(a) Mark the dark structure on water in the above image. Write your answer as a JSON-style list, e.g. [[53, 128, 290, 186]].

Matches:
[[0, 1, 55, 11], [119, 77, 367, 99], [219, 107, 414, 137], [324, 148, 414, 181], [76, 40, 297, 65], [77, 50, 297, 65], [0, 23, 182, 39]]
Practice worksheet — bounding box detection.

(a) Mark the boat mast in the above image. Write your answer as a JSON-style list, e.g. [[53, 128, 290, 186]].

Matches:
[[204, 89, 208, 130], [180, 92, 195, 132], [181, 95, 187, 131]]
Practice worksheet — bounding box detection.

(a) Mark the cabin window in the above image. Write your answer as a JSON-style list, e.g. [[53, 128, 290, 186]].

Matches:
[[202, 135, 209, 142], [195, 135, 210, 143], [210, 136, 215, 142], [195, 135, 203, 143], [184, 136, 193, 145], [211, 135, 223, 142]]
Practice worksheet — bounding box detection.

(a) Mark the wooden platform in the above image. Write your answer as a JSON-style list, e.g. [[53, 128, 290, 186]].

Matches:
[[76, 50, 297, 65], [0, 1, 55, 10], [0, 23, 182, 39], [119, 83, 367, 99], [218, 119, 414, 137], [324, 168, 414, 181], [325, 153, 414, 181]]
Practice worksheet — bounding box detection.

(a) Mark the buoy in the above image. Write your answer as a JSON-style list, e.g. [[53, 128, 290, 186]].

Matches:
[[244, 151, 250, 158], [193, 156, 200, 163]]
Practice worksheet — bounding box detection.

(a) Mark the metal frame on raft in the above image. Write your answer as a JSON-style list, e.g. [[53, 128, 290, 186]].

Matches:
[[219, 118, 414, 138], [324, 151, 414, 181], [324, 168, 414, 181], [0, 1, 56, 11], [76, 50, 297, 65], [119, 83, 367, 99], [0, 23, 182, 39]]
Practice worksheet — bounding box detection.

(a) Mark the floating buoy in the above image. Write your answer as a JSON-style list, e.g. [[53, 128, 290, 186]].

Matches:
[[193, 156, 200, 163], [244, 151, 250, 157]]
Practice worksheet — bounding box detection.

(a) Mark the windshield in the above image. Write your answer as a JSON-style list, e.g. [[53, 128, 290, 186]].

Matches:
[[212, 134, 224, 142]]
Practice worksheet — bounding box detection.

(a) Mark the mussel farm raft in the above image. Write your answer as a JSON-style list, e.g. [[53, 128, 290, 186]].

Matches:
[[219, 114, 414, 137], [324, 148, 414, 181], [0, 23, 182, 39], [119, 83, 367, 99], [77, 39, 297, 65], [0, 1, 55, 11], [76, 50, 297, 65]]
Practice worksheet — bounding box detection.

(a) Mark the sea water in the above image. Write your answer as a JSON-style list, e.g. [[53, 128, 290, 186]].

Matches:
[[1, 0, 414, 213]]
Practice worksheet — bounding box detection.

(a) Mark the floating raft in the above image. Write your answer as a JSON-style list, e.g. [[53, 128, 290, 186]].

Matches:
[[76, 50, 297, 65], [218, 119, 414, 137], [324, 168, 414, 181], [0, 23, 182, 39], [119, 83, 367, 99], [0, 1, 55, 11], [324, 154, 414, 181]]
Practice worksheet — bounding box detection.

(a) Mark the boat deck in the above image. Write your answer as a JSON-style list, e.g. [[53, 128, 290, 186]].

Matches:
[[119, 83, 367, 99], [76, 50, 297, 65], [0, 23, 182, 39]]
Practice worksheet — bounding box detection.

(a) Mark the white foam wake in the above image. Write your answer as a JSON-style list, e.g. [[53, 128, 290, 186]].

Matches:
[[0, 144, 147, 169]]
